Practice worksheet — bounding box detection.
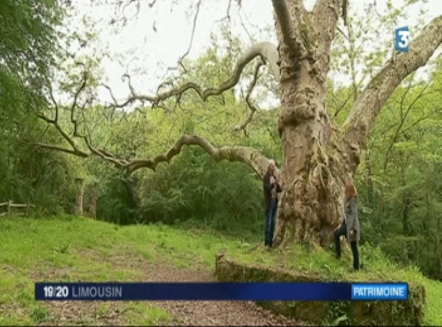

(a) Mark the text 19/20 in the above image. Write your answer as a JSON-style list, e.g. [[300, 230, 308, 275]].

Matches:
[[43, 285, 69, 298]]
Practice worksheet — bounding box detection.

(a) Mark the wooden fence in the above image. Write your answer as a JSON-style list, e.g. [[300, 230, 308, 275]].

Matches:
[[0, 200, 35, 217]]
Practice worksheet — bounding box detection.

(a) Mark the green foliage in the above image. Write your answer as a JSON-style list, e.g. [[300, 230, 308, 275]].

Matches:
[[96, 166, 139, 225], [0, 0, 63, 100], [326, 1, 442, 280], [88, 34, 281, 239], [0, 0, 74, 213], [138, 149, 264, 237], [353, 67, 442, 279], [0, 63, 77, 212]]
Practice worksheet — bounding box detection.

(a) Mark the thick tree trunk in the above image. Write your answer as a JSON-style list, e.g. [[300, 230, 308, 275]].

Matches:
[[273, 57, 350, 247], [364, 147, 374, 207], [272, 0, 349, 247], [270, 2, 442, 248]]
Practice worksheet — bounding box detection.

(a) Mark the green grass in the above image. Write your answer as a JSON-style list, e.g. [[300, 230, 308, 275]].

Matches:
[[0, 215, 440, 325]]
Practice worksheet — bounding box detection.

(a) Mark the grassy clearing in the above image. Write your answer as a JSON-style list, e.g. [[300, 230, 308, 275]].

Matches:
[[0, 215, 253, 325], [0, 215, 440, 325]]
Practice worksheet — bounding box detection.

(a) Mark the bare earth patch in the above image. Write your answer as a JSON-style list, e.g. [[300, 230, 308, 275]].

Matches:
[[37, 301, 126, 326], [34, 250, 308, 326], [138, 264, 307, 326]]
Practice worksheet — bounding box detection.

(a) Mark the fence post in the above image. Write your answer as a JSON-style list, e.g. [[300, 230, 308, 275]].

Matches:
[[7, 200, 12, 216], [26, 203, 30, 217], [75, 178, 84, 216], [88, 182, 97, 219]]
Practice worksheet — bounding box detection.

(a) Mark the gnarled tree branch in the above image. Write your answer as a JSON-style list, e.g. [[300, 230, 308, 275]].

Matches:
[[36, 46, 281, 180], [38, 131, 277, 180], [104, 42, 279, 108], [173, 0, 202, 73], [37, 83, 277, 178], [35, 68, 130, 169], [234, 56, 265, 134], [35, 72, 90, 158], [123, 134, 277, 178], [341, 15, 442, 172]]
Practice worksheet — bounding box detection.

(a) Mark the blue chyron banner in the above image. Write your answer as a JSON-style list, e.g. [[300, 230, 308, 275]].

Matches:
[[35, 282, 408, 301]]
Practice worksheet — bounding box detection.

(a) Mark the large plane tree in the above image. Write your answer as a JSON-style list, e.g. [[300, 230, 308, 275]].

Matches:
[[37, 0, 442, 247]]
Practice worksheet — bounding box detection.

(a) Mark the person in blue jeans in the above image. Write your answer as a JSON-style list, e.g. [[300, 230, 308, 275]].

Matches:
[[263, 160, 282, 248]]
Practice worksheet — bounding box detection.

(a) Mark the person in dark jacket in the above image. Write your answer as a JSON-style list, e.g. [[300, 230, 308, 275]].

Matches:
[[334, 180, 361, 270], [263, 160, 282, 248]]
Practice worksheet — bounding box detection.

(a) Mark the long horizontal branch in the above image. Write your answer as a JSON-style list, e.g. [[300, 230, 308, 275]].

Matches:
[[123, 135, 277, 178], [35, 132, 277, 180], [341, 14, 442, 171], [106, 42, 280, 108]]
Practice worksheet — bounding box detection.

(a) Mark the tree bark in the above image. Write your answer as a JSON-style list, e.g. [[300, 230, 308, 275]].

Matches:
[[364, 146, 374, 207], [271, 0, 350, 247], [273, 62, 349, 246], [270, 3, 442, 248]]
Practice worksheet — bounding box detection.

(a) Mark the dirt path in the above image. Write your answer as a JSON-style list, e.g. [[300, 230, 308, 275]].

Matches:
[[37, 252, 307, 326], [138, 264, 306, 326]]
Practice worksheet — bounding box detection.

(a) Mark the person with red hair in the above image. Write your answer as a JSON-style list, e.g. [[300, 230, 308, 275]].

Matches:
[[334, 180, 361, 270], [263, 160, 282, 248]]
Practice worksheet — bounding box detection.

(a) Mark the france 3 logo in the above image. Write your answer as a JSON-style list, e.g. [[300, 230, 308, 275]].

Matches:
[[395, 26, 410, 53]]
